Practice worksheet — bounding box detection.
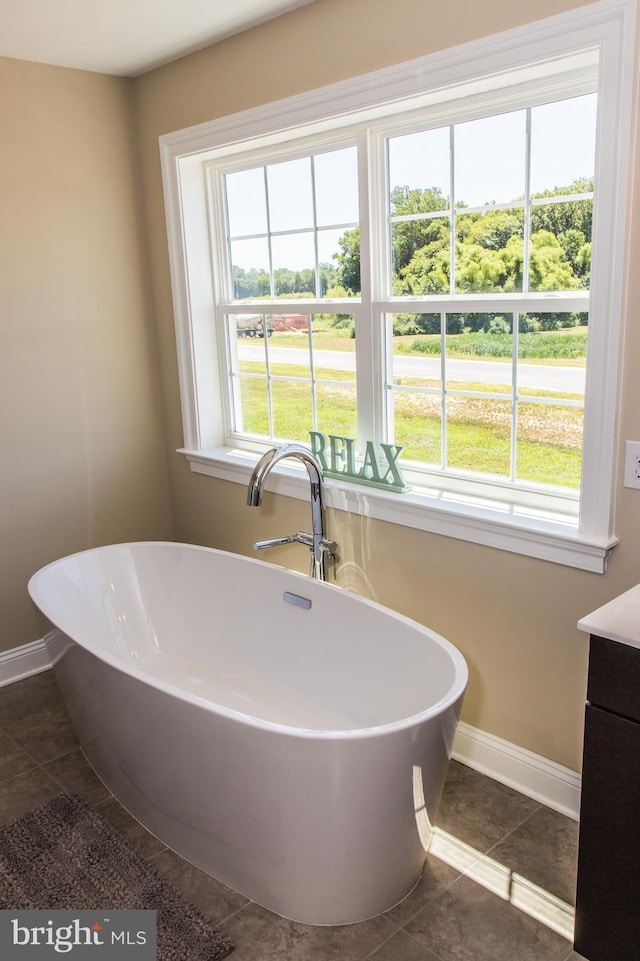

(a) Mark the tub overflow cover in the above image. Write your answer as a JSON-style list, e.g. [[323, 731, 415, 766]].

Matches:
[[283, 591, 312, 610]]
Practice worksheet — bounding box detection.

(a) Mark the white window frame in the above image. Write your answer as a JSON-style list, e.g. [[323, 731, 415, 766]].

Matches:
[[160, 0, 636, 573]]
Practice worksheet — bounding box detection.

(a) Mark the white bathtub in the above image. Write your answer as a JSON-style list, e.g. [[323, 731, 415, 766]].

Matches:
[[28, 541, 467, 925]]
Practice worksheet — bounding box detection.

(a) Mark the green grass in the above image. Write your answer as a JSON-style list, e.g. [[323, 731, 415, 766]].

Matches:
[[399, 329, 588, 362], [268, 331, 355, 350], [235, 361, 583, 488], [238, 367, 358, 442], [268, 325, 588, 366]]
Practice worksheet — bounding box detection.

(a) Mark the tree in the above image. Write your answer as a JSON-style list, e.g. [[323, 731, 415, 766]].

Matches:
[[334, 227, 361, 295], [232, 266, 270, 299], [335, 177, 593, 304], [390, 186, 449, 280], [531, 177, 592, 288], [395, 230, 450, 295], [529, 230, 579, 292]]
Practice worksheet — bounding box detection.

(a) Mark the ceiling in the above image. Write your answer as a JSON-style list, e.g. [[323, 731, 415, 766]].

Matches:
[[0, 0, 315, 77]]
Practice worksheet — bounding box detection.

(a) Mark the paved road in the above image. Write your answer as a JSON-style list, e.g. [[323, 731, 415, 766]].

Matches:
[[238, 344, 585, 394]]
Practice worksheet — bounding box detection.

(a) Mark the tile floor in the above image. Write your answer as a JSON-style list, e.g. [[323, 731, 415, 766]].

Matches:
[[0, 671, 586, 961]]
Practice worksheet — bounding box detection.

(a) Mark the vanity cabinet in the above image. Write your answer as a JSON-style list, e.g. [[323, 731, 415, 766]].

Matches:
[[574, 624, 640, 960]]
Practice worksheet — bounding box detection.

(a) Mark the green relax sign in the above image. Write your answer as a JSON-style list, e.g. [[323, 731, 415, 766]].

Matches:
[[309, 431, 409, 493]]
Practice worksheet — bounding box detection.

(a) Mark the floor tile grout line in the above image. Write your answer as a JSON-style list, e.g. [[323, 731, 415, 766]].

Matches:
[[359, 925, 407, 960], [24, 744, 81, 771], [480, 801, 544, 861], [386, 845, 516, 937], [383, 860, 469, 932], [362, 921, 451, 961], [217, 899, 257, 928], [35, 765, 78, 798], [0, 730, 39, 780], [0, 764, 59, 794], [0, 724, 44, 754], [397, 924, 452, 961], [0, 743, 83, 791]]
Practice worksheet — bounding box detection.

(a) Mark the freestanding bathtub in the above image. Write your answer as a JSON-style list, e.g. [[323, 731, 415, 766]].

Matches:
[[28, 541, 467, 925]]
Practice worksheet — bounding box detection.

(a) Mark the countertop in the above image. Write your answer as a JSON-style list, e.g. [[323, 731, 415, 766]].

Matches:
[[578, 583, 640, 649]]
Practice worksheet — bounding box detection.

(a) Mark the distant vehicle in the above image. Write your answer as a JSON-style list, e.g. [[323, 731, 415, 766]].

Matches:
[[269, 314, 309, 332], [235, 315, 272, 338]]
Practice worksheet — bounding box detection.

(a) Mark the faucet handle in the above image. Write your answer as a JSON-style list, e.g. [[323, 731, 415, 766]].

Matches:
[[320, 538, 338, 554], [320, 538, 339, 580], [253, 533, 301, 551]]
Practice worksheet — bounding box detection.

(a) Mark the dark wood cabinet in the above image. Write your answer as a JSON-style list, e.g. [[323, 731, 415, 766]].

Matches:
[[574, 634, 640, 960]]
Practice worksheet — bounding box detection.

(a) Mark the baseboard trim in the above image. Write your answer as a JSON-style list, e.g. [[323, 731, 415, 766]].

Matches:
[[0, 636, 55, 688], [453, 720, 581, 820], [1, 638, 581, 818]]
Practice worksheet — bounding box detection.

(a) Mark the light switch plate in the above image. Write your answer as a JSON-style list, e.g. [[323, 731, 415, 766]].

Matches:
[[623, 440, 640, 489]]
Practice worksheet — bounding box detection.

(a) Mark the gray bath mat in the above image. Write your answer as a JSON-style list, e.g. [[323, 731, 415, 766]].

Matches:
[[0, 793, 233, 960]]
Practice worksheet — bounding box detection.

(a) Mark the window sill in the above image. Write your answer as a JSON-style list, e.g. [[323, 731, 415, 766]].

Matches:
[[179, 447, 617, 573]]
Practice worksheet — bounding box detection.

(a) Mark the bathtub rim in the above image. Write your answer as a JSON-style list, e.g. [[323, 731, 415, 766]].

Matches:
[[29, 540, 468, 742]]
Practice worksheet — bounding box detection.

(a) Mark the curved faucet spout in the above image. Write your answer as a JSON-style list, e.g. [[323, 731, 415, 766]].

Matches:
[[246, 443, 337, 581]]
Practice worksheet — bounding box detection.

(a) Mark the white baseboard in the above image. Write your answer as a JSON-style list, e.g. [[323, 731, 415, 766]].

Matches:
[[453, 720, 581, 820], [0, 636, 54, 687], [0, 638, 581, 819]]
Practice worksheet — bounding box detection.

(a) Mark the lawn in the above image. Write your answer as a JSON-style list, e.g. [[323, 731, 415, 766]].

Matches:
[[236, 353, 583, 488], [267, 325, 588, 366]]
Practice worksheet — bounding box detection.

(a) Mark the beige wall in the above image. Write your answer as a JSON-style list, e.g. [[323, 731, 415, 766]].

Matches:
[[0, 58, 173, 650], [132, 0, 640, 774]]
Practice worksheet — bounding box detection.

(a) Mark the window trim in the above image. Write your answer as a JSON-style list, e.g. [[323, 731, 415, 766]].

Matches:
[[160, 0, 636, 573]]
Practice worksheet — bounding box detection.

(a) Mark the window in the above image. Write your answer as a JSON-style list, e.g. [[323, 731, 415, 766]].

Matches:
[[161, 0, 635, 573], [220, 146, 360, 443]]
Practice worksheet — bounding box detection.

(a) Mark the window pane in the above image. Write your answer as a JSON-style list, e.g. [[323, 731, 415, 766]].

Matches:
[[530, 199, 592, 291], [225, 167, 267, 237], [311, 311, 357, 440], [230, 238, 270, 299], [314, 147, 359, 226], [516, 401, 583, 487], [392, 392, 443, 466], [530, 94, 597, 197], [447, 396, 512, 476], [391, 216, 450, 294], [267, 157, 313, 232], [445, 314, 513, 475], [237, 377, 270, 435], [389, 313, 442, 390], [334, 226, 360, 296], [267, 333, 312, 381], [229, 312, 268, 434], [386, 313, 442, 465], [455, 209, 524, 293], [311, 313, 356, 378], [272, 380, 313, 442], [315, 383, 358, 438], [517, 313, 588, 373], [454, 111, 526, 207], [272, 233, 315, 296], [516, 314, 585, 487], [446, 314, 513, 393], [388, 127, 451, 207], [317, 228, 348, 295]]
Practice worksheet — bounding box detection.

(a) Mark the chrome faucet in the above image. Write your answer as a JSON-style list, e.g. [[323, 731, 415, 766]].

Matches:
[[246, 443, 338, 581]]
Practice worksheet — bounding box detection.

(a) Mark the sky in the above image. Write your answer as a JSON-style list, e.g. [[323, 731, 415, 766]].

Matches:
[[225, 93, 597, 274]]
